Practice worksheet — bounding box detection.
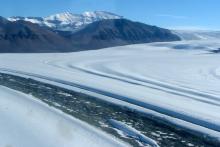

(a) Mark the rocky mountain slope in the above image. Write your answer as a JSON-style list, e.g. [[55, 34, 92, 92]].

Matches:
[[68, 19, 181, 50], [0, 12, 181, 53], [0, 17, 73, 53]]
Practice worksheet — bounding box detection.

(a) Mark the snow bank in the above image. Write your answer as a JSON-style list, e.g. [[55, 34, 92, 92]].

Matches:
[[109, 119, 159, 147], [0, 86, 128, 147]]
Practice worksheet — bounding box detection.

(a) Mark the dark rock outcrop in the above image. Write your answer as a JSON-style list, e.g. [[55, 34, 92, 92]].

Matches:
[[67, 19, 180, 50]]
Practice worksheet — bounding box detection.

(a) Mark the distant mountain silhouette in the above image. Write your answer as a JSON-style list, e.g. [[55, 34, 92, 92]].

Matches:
[[0, 16, 180, 53], [0, 17, 73, 53], [67, 19, 180, 50]]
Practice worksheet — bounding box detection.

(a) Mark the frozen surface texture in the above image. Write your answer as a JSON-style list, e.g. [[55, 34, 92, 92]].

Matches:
[[1, 39, 220, 141], [0, 86, 128, 147]]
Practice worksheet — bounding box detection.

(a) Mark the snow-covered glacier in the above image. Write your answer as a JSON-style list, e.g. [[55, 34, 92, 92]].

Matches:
[[1, 39, 220, 142]]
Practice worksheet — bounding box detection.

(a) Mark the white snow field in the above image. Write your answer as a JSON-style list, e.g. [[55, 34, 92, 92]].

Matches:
[[1, 39, 220, 142], [0, 86, 128, 147]]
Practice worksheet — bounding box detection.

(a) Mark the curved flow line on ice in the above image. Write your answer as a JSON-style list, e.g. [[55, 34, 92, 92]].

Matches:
[[1, 68, 220, 134], [47, 60, 220, 107], [68, 64, 220, 107]]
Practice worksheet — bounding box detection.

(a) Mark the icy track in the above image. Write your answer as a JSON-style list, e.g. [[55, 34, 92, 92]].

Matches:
[[1, 39, 220, 142], [0, 86, 128, 147]]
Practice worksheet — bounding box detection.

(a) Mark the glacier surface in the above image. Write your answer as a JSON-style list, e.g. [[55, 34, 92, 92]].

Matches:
[[1, 39, 220, 142]]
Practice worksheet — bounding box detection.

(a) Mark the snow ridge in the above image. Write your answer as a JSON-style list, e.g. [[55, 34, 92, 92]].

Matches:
[[173, 30, 220, 40], [109, 119, 160, 147], [0, 86, 128, 147], [8, 11, 123, 32]]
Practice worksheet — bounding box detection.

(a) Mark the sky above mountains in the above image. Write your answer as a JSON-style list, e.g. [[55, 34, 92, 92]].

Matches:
[[0, 0, 219, 30]]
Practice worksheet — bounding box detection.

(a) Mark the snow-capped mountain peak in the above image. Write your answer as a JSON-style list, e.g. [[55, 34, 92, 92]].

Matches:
[[7, 11, 123, 32], [82, 11, 122, 19], [44, 12, 79, 22], [8, 16, 44, 25]]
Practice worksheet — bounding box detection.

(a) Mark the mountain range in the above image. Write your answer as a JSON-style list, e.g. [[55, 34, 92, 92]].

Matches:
[[0, 11, 181, 53], [8, 11, 123, 32]]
